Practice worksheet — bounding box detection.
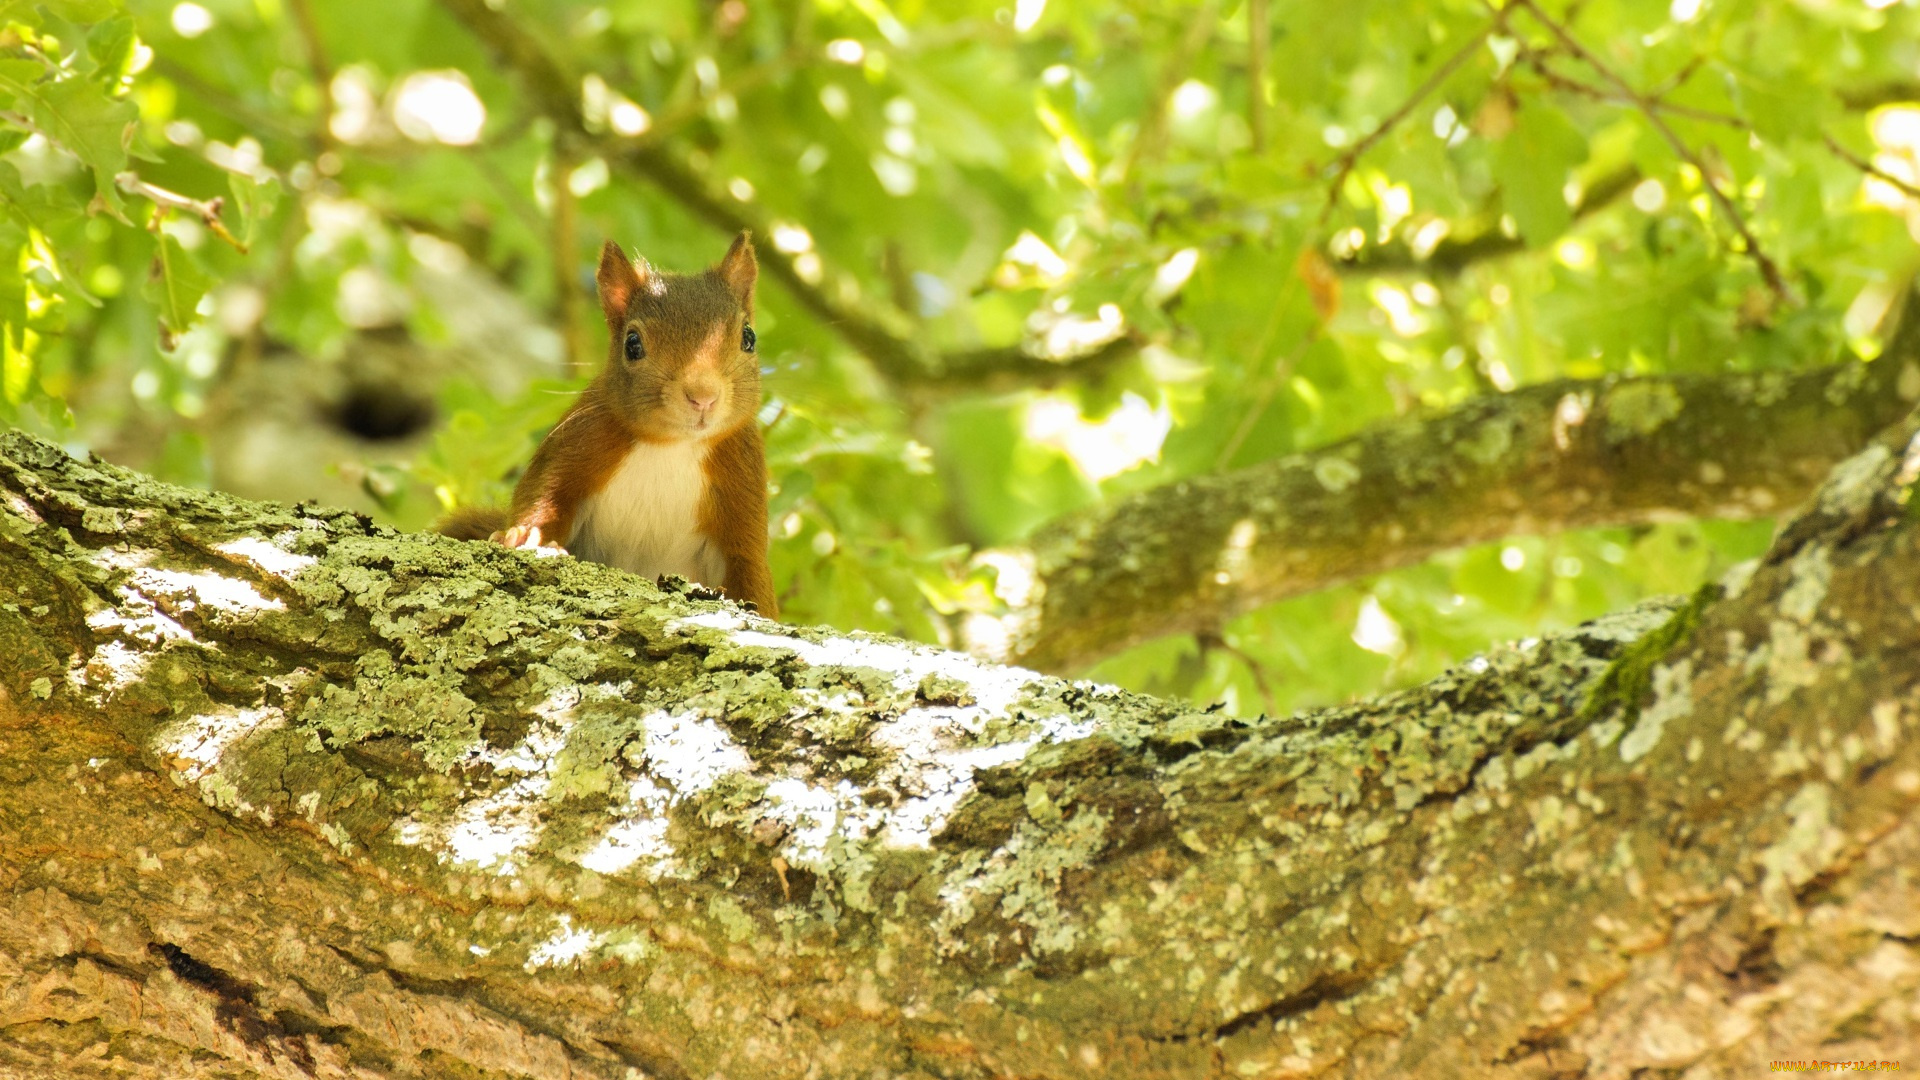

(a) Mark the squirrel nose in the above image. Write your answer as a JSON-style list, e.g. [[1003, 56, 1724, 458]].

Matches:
[[684, 389, 719, 413]]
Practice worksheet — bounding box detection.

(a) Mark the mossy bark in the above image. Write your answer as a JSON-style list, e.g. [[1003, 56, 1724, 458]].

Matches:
[[1, 417, 1917, 1079], [984, 293, 1920, 672]]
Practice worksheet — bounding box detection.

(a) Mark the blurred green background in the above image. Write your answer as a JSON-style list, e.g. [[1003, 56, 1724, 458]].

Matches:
[[2, 0, 1916, 716]]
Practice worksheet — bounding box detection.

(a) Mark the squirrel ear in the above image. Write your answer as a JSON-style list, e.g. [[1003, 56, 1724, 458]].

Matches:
[[596, 240, 646, 327], [716, 230, 757, 311]]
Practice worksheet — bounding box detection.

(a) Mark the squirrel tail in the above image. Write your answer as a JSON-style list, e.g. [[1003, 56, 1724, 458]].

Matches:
[[434, 507, 506, 541]]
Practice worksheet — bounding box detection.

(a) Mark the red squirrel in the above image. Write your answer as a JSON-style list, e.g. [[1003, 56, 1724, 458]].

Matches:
[[438, 232, 778, 618]]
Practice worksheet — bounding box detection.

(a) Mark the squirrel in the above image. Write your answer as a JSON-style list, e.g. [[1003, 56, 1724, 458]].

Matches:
[[437, 232, 778, 619]]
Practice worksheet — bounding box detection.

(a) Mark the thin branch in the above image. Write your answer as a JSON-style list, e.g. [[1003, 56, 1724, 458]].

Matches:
[[1824, 133, 1920, 201], [1196, 630, 1279, 718], [1318, 14, 1502, 227], [115, 173, 249, 252], [1336, 164, 1640, 275], [1213, 328, 1314, 470], [1519, 49, 1744, 127], [1838, 78, 1920, 111], [1509, 0, 1795, 305], [1525, 47, 1920, 225]]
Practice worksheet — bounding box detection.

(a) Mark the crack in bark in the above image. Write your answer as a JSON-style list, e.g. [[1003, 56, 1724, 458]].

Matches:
[[149, 942, 319, 1075]]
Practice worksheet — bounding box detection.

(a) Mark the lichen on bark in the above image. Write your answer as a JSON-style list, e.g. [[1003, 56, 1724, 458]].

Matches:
[[2, 419, 1919, 1079]]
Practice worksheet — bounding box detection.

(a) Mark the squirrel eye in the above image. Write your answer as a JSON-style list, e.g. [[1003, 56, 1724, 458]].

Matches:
[[741, 325, 756, 354], [624, 329, 643, 361]]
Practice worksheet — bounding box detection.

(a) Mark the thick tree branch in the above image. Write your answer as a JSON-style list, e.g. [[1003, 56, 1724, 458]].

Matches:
[[974, 289, 1920, 672], [430, 0, 1135, 393], [3, 393, 1918, 1075]]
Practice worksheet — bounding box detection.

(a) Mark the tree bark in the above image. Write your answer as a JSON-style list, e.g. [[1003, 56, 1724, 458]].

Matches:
[[975, 295, 1920, 672], [2, 411, 1918, 1078]]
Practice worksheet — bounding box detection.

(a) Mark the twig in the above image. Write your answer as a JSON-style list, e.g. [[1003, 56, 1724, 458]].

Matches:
[[116, 173, 248, 252], [1317, 14, 1503, 227], [1838, 79, 1920, 111], [1215, 329, 1314, 470], [1337, 164, 1641, 275], [0, 107, 248, 251], [1196, 630, 1279, 718], [1520, 49, 1743, 127], [1824, 134, 1920, 201], [1509, 0, 1795, 305]]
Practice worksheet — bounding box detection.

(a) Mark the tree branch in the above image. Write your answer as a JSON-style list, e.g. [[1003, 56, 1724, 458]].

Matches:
[[2, 392, 1917, 1075], [430, 0, 1135, 393], [1825, 132, 1920, 201], [116, 173, 248, 253], [972, 286, 1920, 672]]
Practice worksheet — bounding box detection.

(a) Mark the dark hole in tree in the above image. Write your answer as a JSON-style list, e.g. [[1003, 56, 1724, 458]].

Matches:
[[331, 383, 435, 442]]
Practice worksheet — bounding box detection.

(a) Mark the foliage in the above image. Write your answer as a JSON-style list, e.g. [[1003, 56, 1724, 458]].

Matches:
[[2, 0, 1917, 715]]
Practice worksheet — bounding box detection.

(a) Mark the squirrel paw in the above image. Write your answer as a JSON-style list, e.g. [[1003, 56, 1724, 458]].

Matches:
[[496, 525, 570, 558]]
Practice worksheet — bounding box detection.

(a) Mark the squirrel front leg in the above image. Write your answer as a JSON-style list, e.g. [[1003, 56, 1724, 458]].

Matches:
[[500, 394, 627, 553], [704, 423, 779, 619], [720, 545, 778, 618]]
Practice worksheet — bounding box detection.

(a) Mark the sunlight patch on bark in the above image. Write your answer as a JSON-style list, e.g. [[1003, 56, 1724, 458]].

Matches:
[[154, 706, 285, 821], [214, 535, 318, 577]]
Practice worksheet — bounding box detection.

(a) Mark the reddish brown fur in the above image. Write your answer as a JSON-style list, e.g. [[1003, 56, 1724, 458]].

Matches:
[[433, 506, 505, 541], [436, 232, 778, 618]]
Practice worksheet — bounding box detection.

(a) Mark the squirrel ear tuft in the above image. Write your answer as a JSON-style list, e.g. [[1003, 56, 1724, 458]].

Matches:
[[596, 240, 646, 326], [716, 230, 757, 311]]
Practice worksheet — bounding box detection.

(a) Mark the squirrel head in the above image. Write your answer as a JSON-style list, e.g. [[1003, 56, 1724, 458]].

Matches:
[[594, 232, 761, 444]]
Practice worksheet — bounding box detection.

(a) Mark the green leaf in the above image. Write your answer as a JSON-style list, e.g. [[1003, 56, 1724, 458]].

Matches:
[[42, 0, 120, 21], [82, 16, 137, 79], [1, 327, 29, 405], [0, 62, 137, 214], [1729, 72, 1822, 145], [228, 172, 280, 248], [1491, 103, 1589, 246], [144, 231, 211, 343], [0, 224, 27, 330]]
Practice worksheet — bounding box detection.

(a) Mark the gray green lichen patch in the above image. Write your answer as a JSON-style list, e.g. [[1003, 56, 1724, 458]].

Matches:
[[1455, 415, 1516, 465], [297, 648, 484, 770], [1313, 456, 1362, 493], [1755, 781, 1841, 914], [1777, 545, 1832, 624], [1815, 443, 1893, 518], [932, 803, 1114, 959], [1603, 381, 1685, 443], [1617, 659, 1693, 763]]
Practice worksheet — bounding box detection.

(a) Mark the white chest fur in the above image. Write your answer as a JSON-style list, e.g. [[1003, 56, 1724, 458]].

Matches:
[[569, 441, 726, 588]]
